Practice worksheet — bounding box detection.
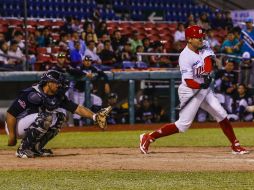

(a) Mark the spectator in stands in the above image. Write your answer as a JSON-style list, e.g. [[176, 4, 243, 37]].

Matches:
[[136, 95, 156, 124], [58, 33, 70, 51], [215, 59, 238, 113], [68, 31, 86, 57], [97, 33, 111, 54], [206, 29, 220, 52], [136, 45, 147, 63], [84, 40, 102, 65], [211, 9, 226, 30], [111, 29, 127, 53], [82, 21, 98, 44], [35, 29, 45, 47], [150, 41, 172, 68], [10, 31, 25, 51], [240, 51, 253, 86], [50, 52, 69, 73], [232, 26, 242, 41], [185, 13, 196, 27], [42, 27, 53, 47], [174, 23, 185, 42], [237, 18, 254, 57], [142, 37, 152, 52], [170, 41, 183, 67], [70, 40, 82, 67], [61, 16, 74, 34], [99, 40, 117, 68], [224, 11, 233, 30], [95, 21, 109, 39], [119, 42, 136, 63], [107, 93, 122, 124], [71, 17, 82, 33], [129, 30, 143, 53], [0, 33, 5, 41], [197, 12, 211, 30], [7, 40, 25, 65], [220, 30, 240, 56], [229, 84, 253, 121], [27, 32, 37, 55], [0, 41, 9, 65]]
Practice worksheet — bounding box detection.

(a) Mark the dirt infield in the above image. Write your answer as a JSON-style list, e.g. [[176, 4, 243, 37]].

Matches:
[[1, 147, 254, 171]]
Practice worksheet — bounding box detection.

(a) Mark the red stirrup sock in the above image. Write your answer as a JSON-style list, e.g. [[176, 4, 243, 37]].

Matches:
[[149, 123, 179, 140], [219, 118, 237, 144]]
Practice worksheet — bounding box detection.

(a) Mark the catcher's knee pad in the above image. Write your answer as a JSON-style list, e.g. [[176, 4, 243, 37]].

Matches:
[[52, 112, 66, 129], [34, 112, 53, 131]]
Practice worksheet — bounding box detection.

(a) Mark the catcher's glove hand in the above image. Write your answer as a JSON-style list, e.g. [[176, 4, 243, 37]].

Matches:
[[94, 106, 112, 130]]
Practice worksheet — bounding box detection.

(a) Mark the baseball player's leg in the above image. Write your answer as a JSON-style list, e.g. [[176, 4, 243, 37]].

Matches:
[[17, 112, 53, 158], [140, 86, 208, 154], [34, 111, 66, 156], [200, 92, 249, 154]]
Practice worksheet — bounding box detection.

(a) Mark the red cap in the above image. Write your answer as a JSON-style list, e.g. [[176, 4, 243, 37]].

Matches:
[[185, 25, 205, 39]]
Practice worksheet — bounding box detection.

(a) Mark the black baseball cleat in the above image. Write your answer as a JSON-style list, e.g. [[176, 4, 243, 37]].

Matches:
[[16, 148, 36, 158], [34, 149, 54, 157]]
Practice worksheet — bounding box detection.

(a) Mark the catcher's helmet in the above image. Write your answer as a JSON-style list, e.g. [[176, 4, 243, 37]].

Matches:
[[185, 25, 205, 39], [40, 70, 64, 85]]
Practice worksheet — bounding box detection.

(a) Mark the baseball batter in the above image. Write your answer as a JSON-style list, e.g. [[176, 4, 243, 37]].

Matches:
[[5, 70, 111, 158], [140, 25, 249, 155]]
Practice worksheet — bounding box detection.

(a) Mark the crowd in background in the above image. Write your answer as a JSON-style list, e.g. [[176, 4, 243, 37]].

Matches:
[[0, 9, 254, 123]]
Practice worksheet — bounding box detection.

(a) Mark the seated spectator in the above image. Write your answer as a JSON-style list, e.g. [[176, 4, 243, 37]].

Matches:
[[228, 84, 253, 121], [220, 30, 240, 56], [238, 18, 254, 57], [0, 41, 9, 65], [68, 31, 86, 57], [0, 32, 5, 41], [211, 10, 226, 30], [196, 12, 211, 30], [185, 13, 196, 27], [70, 40, 82, 66], [99, 40, 117, 67], [8, 31, 24, 51], [35, 29, 45, 47], [169, 41, 183, 67], [150, 41, 172, 68], [129, 30, 143, 53], [42, 27, 53, 47], [240, 51, 253, 86], [206, 29, 221, 53], [61, 16, 74, 34], [82, 21, 98, 44], [95, 21, 109, 39], [224, 11, 233, 30], [142, 37, 152, 52], [7, 40, 25, 65], [174, 23, 185, 42], [107, 93, 122, 124], [111, 30, 127, 54], [84, 40, 102, 65], [215, 59, 238, 113], [119, 42, 136, 63], [71, 17, 82, 33], [97, 33, 111, 54], [58, 33, 70, 51]]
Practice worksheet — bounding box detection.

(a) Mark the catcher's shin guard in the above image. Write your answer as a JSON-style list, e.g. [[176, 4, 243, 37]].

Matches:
[[35, 112, 65, 151], [20, 112, 53, 150]]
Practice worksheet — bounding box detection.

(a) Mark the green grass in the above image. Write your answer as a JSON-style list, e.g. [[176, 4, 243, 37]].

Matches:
[[0, 170, 254, 190], [1, 127, 253, 149]]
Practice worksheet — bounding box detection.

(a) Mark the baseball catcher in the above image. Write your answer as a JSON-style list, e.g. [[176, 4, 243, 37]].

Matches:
[[5, 70, 111, 158]]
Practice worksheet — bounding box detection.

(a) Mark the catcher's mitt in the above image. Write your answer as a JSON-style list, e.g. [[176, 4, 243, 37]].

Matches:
[[94, 106, 112, 130]]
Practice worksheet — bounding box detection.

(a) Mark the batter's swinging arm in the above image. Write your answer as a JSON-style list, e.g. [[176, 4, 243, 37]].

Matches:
[[176, 74, 216, 112]]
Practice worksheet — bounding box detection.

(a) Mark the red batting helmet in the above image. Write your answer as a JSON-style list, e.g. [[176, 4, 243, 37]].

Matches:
[[185, 25, 205, 39]]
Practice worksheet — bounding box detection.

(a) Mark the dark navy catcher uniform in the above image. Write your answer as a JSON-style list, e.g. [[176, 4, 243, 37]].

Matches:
[[6, 70, 78, 157]]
